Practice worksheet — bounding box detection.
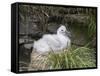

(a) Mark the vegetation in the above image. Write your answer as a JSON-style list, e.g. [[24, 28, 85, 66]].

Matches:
[[88, 15, 96, 38], [28, 45, 96, 71], [47, 45, 96, 69]]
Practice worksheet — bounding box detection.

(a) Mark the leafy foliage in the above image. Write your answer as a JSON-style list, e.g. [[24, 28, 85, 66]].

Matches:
[[87, 15, 96, 38], [47, 46, 96, 69]]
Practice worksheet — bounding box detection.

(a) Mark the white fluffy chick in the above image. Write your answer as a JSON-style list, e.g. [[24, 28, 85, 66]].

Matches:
[[33, 25, 71, 54]]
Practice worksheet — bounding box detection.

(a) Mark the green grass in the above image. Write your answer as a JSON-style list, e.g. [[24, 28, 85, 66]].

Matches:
[[47, 45, 96, 69], [87, 16, 96, 38]]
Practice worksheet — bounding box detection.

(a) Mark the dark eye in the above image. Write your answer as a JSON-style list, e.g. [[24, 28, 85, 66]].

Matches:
[[61, 30, 63, 31]]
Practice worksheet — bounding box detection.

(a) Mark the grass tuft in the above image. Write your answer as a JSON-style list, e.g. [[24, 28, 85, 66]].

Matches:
[[47, 45, 96, 69]]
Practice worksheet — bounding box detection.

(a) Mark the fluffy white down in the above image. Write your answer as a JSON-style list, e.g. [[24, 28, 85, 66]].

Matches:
[[33, 25, 71, 53]]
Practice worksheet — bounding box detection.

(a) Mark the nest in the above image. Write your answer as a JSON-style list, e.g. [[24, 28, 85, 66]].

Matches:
[[28, 50, 50, 71]]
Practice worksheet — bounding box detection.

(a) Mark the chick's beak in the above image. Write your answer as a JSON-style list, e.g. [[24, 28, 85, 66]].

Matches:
[[65, 31, 71, 38]]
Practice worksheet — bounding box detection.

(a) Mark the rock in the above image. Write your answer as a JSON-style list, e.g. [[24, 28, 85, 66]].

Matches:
[[19, 44, 32, 62], [47, 16, 63, 24], [47, 23, 60, 34], [71, 26, 88, 46], [65, 14, 89, 27]]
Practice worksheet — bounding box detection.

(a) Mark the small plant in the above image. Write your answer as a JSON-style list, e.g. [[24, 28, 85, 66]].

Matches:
[[87, 15, 96, 38], [47, 45, 96, 69]]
